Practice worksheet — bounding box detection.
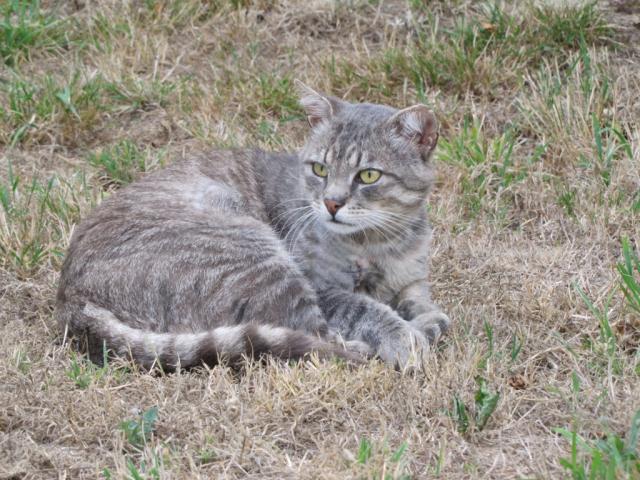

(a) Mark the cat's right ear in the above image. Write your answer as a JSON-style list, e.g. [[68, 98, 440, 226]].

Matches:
[[295, 80, 342, 128], [387, 105, 439, 160]]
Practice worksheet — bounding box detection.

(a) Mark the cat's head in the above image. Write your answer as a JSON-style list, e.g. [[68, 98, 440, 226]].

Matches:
[[296, 81, 438, 238]]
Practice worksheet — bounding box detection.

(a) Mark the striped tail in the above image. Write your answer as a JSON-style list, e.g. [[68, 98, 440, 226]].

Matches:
[[67, 302, 363, 370]]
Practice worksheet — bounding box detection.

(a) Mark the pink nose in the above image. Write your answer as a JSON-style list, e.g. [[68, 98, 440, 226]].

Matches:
[[324, 199, 344, 216]]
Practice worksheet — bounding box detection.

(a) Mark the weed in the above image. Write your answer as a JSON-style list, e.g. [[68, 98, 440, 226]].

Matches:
[[452, 378, 499, 434], [66, 352, 107, 389], [0, 73, 105, 145], [617, 238, 640, 315], [575, 285, 617, 357], [120, 406, 159, 449], [452, 394, 470, 434], [632, 192, 640, 214], [357, 437, 373, 464], [474, 378, 500, 430], [432, 441, 447, 476], [126, 456, 161, 480], [197, 448, 217, 466], [509, 334, 523, 364], [574, 279, 628, 377], [353, 437, 411, 479], [13, 349, 31, 373], [556, 410, 640, 479], [585, 115, 632, 188], [483, 319, 494, 357], [477, 319, 495, 371], [558, 186, 577, 218]]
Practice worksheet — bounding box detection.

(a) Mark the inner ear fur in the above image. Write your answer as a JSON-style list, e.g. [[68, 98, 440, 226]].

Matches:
[[295, 79, 344, 128], [388, 105, 439, 155]]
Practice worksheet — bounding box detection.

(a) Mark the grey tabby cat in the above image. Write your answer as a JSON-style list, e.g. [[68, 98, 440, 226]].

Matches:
[[56, 82, 450, 370]]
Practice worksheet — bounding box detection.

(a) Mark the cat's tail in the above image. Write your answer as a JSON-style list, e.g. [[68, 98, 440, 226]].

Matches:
[[61, 302, 366, 370]]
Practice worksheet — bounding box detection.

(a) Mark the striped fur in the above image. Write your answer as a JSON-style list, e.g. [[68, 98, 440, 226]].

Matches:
[[65, 302, 361, 369], [56, 84, 450, 369]]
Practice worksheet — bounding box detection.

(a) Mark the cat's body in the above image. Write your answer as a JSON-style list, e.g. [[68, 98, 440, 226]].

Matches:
[[56, 84, 450, 369]]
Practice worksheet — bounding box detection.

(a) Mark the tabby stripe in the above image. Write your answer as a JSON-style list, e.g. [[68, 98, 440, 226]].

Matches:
[[80, 302, 361, 371]]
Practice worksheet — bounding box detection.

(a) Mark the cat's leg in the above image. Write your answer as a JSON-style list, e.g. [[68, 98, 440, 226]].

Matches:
[[211, 228, 373, 359], [317, 289, 430, 367], [392, 280, 451, 344], [216, 227, 330, 337]]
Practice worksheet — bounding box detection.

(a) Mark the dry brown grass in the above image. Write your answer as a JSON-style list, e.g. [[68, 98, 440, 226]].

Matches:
[[1, 0, 640, 478]]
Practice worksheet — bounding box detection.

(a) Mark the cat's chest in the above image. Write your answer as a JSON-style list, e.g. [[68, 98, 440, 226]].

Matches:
[[349, 255, 420, 301]]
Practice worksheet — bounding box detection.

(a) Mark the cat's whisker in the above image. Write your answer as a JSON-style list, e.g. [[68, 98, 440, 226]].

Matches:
[[290, 214, 318, 257], [284, 208, 317, 249], [378, 209, 426, 228], [362, 215, 404, 249], [363, 212, 412, 251], [272, 197, 312, 208], [376, 210, 425, 226], [367, 209, 419, 235], [271, 205, 313, 225], [288, 213, 320, 259]]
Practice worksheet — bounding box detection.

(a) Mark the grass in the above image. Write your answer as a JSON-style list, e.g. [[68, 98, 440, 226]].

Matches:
[[0, 0, 639, 478], [436, 116, 544, 218], [557, 410, 640, 479], [0, 70, 182, 146], [451, 377, 500, 434], [120, 406, 159, 450], [327, 1, 613, 99], [88, 140, 166, 187], [618, 238, 640, 315], [0, 0, 69, 66], [0, 163, 98, 274]]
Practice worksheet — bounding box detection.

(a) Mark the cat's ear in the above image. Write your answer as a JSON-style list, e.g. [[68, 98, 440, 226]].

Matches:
[[387, 105, 439, 159], [295, 80, 342, 128]]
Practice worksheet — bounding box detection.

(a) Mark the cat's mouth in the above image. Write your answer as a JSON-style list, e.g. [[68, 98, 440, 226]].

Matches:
[[323, 218, 361, 235]]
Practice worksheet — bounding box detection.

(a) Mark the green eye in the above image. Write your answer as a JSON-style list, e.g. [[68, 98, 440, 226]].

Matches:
[[312, 162, 328, 178], [357, 169, 382, 184]]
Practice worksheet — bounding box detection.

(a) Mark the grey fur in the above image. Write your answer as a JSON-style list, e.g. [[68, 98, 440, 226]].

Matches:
[[56, 84, 450, 369]]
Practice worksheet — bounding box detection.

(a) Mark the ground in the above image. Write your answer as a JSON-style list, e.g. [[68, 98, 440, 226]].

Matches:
[[1, 0, 639, 478]]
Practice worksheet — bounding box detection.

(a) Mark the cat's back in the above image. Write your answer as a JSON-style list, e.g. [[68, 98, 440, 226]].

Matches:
[[73, 149, 271, 241], [103, 149, 265, 217], [59, 149, 284, 296]]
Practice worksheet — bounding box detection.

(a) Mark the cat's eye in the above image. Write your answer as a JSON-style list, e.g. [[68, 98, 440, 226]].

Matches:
[[357, 169, 382, 185], [312, 162, 328, 178]]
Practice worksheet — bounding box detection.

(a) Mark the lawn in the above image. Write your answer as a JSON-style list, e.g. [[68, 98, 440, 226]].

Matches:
[[1, 0, 639, 478]]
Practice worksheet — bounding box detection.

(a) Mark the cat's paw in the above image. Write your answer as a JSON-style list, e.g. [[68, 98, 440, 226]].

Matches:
[[325, 331, 374, 358], [344, 340, 375, 358], [409, 310, 451, 344], [376, 323, 430, 368]]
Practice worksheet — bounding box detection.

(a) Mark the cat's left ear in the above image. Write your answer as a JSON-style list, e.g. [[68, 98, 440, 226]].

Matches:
[[387, 105, 439, 160], [295, 79, 344, 128]]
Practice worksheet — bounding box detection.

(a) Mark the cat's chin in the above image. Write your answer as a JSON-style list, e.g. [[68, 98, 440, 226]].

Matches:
[[322, 219, 362, 235]]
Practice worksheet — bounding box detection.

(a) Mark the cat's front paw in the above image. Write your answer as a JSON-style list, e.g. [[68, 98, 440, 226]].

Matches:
[[326, 331, 375, 358], [376, 323, 430, 368], [409, 310, 451, 344]]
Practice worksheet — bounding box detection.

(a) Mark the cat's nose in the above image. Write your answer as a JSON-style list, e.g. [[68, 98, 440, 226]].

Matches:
[[324, 199, 344, 217]]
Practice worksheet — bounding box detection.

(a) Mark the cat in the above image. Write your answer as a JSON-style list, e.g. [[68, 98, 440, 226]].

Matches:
[[55, 81, 450, 370]]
